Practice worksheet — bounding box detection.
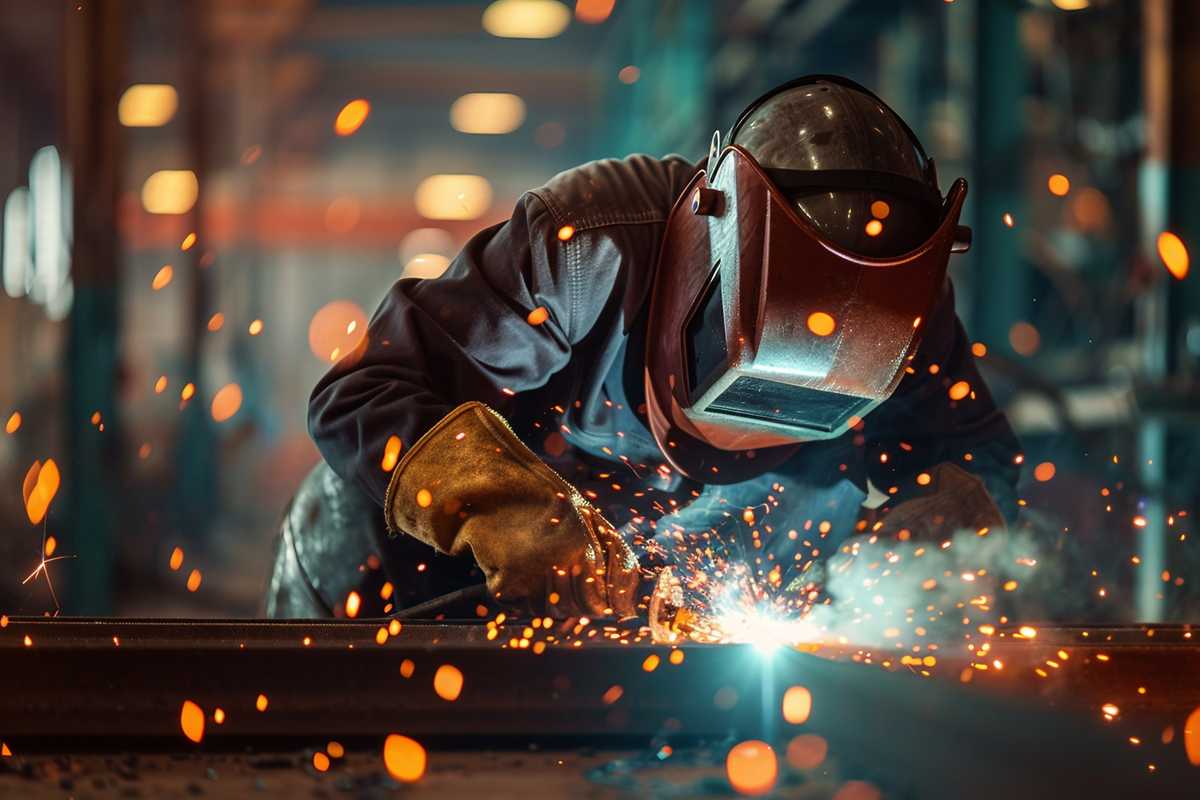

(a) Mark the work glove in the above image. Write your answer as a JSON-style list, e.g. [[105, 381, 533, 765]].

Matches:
[[385, 401, 640, 618], [874, 461, 1006, 540]]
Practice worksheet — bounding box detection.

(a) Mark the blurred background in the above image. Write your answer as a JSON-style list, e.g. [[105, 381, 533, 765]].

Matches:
[[0, 0, 1197, 620]]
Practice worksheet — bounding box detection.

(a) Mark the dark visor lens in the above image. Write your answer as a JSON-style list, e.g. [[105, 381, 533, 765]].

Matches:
[[708, 376, 871, 434]]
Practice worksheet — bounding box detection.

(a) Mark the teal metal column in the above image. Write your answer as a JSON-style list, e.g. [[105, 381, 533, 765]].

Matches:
[[971, 0, 1027, 357], [62, 1, 127, 614], [1136, 0, 1200, 621]]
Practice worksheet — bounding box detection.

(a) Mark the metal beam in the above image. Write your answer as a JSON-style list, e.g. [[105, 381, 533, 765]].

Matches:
[[0, 619, 1193, 796]]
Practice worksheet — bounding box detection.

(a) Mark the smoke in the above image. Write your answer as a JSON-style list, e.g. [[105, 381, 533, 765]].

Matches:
[[798, 521, 1074, 649]]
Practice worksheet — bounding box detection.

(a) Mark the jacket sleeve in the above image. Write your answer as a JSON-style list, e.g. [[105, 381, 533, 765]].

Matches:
[[863, 278, 1022, 522], [308, 192, 574, 506]]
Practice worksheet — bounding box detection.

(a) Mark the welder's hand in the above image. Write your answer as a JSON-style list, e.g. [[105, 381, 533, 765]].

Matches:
[[385, 402, 640, 618], [875, 462, 1005, 540]]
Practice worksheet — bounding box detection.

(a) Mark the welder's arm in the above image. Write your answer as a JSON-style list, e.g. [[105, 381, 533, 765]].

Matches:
[[308, 192, 575, 507], [863, 278, 1021, 536], [386, 402, 639, 616]]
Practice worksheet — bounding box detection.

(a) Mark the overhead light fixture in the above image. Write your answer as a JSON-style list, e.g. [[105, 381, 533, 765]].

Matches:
[[118, 84, 179, 127], [450, 93, 526, 135], [482, 0, 571, 39], [142, 170, 199, 215], [1050, 0, 1089, 9], [414, 175, 493, 221]]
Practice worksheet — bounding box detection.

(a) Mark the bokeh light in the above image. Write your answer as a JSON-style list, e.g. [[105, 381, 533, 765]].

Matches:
[[118, 84, 178, 127], [806, 312, 836, 337], [211, 384, 243, 423], [334, 99, 370, 136], [575, 0, 615, 24], [433, 664, 464, 701], [482, 0, 571, 39], [383, 734, 427, 782], [781, 685, 812, 724], [1157, 231, 1190, 280], [141, 170, 198, 215], [414, 174, 493, 221], [450, 93, 526, 134], [308, 300, 368, 364], [403, 254, 451, 280], [726, 740, 777, 796], [179, 700, 204, 743], [785, 734, 827, 769], [1009, 321, 1041, 356]]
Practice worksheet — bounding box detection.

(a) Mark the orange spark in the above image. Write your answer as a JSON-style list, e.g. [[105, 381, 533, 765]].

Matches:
[[1033, 462, 1056, 482], [382, 734, 426, 783], [313, 752, 330, 771], [207, 313, 225, 332], [345, 590, 362, 618], [381, 435, 403, 471], [256, 693, 269, 712], [169, 547, 184, 570], [806, 312, 836, 337], [726, 740, 777, 796], [186, 569, 202, 592], [642, 654, 660, 672], [335, 99, 370, 136], [181, 232, 197, 251], [248, 319, 264, 336], [1047, 174, 1070, 196], [1157, 231, 1190, 280], [211, 383, 243, 422], [433, 664, 464, 701], [527, 306, 550, 325], [5, 412, 20, 434], [152, 265, 173, 291], [180, 700, 205, 743], [948, 381, 970, 401]]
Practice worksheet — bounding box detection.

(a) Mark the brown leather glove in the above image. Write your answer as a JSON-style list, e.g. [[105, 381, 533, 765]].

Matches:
[[873, 462, 1006, 540], [385, 402, 639, 617]]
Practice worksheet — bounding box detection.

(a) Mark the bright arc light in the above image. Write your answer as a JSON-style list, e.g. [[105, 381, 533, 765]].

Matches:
[[482, 0, 571, 39], [414, 174, 492, 221], [450, 93, 526, 135], [141, 170, 199, 214], [118, 84, 178, 127]]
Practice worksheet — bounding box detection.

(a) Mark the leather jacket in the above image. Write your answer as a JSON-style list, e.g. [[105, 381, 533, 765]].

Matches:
[[271, 154, 1021, 618]]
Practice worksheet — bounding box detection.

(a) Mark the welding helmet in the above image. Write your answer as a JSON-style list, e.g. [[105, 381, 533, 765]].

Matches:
[[644, 75, 971, 483]]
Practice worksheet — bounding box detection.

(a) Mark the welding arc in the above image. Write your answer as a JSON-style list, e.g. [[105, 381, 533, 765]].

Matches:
[[390, 583, 489, 620]]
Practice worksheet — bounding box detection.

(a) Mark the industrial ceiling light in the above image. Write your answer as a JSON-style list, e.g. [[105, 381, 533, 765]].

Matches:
[[117, 84, 179, 127], [414, 175, 492, 221], [450, 93, 526, 135], [482, 0, 571, 39]]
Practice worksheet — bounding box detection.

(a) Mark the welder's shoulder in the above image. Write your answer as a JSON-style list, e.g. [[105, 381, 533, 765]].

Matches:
[[528, 154, 700, 233]]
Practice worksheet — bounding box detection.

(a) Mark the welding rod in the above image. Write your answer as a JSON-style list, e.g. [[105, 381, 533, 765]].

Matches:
[[389, 583, 489, 620]]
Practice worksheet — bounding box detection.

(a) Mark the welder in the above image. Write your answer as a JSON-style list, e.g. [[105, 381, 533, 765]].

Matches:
[[266, 75, 1021, 620]]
